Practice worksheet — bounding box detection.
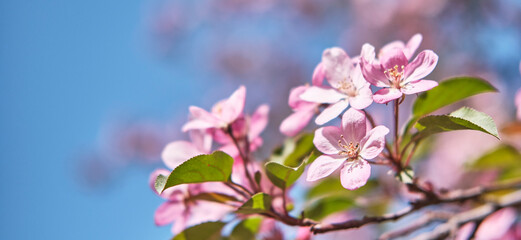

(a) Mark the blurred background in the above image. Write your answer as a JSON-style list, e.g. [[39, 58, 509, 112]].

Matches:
[[1, 0, 521, 239]]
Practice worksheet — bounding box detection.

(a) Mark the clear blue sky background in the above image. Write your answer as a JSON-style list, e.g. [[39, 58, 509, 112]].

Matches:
[[0, 0, 194, 239]]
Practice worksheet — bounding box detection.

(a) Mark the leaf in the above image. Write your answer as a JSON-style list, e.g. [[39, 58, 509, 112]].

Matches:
[[160, 151, 234, 193], [470, 144, 521, 170], [190, 192, 239, 204], [271, 133, 315, 167], [416, 107, 499, 140], [404, 77, 497, 135], [306, 177, 377, 200], [412, 76, 497, 118], [229, 217, 262, 240], [305, 196, 355, 221], [265, 161, 306, 189], [172, 221, 225, 240], [236, 193, 272, 215]]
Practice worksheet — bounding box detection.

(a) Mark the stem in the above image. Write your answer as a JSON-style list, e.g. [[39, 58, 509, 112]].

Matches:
[[282, 188, 289, 216], [226, 125, 259, 193], [404, 142, 419, 167], [393, 99, 401, 162], [363, 110, 376, 128]]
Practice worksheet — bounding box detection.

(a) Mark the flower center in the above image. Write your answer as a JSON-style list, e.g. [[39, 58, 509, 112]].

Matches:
[[337, 134, 360, 159], [384, 65, 405, 88], [337, 78, 357, 97]]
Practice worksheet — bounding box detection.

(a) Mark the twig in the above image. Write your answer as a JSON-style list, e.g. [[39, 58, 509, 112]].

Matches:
[[379, 211, 454, 240], [226, 125, 259, 192]]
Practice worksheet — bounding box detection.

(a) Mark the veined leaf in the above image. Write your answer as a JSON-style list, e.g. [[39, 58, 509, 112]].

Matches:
[[265, 161, 306, 189], [172, 221, 225, 240], [271, 133, 315, 167], [416, 107, 499, 140], [412, 76, 497, 118], [159, 151, 234, 193], [236, 193, 272, 215], [229, 217, 262, 240]]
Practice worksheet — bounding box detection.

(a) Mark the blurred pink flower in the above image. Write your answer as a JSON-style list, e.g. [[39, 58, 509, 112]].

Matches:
[[182, 86, 246, 132], [360, 43, 438, 103], [516, 62, 521, 120], [378, 33, 423, 60], [300, 48, 373, 125], [306, 108, 389, 190], [456, 208, 517, 240], [149, 169, 233, 234], [161, 130, 212, 169], [280, 85, 319, 136]]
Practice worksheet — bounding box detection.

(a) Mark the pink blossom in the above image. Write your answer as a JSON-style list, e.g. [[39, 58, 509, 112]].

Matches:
[[280, 85, 319, 136], [149, 169, 232, 234], [379, 33, 423, 60], [300, 48, 373, 125], [306, 108, 389, 190], [360, 43, 439, 104], [456, 208, 517, 240], [161, 130, 212, 169], [182, 86, 246, 132], [516, 62, 521, 120]]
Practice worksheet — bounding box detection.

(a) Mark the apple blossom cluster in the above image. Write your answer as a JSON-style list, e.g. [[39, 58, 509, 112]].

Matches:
[[149, 34, 521, 239]]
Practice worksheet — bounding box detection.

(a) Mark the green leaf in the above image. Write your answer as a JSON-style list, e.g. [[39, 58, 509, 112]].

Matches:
[[265, 161, 306, 189], [190, 192, 239, 204], [306, 177, 377, 200], [172, 221, 225, 240], [305, 196, 355, 221], [271, 133, 315, 167], [236, 193, 272, 215], [412, 76, 497, 118], [229, 217, 262, 240], [470, 144, 521, 170], [160, 151, 234, 193], [416, 107, 499, 140]]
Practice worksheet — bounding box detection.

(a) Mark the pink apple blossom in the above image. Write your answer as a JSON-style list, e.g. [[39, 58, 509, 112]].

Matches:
[[456, 208, 517, 240], [360, 43, 439, 104], [149, 169, 233, 234], [182, 86, 246, 132], [161, 130, 212, 170], [379, 33, 423, 60], [306, 108, 389, 190], [300, 48, 373, 125], [280, 85, 320, 136]]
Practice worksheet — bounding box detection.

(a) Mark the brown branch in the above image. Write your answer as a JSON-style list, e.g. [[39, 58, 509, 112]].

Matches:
[[411, 190, 521, 240], [379, 211, 454, 240], [226, 125, 259, 192], [310, 179, 521, 234]]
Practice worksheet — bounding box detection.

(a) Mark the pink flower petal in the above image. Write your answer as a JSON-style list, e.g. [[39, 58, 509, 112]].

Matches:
[[515, 88, 521, 120], [476, 208, 517, 239], [322, 47, 353, 87], [300, 86, 346, 104], [360, 58, 389, 88], [401, 80, 438, 95], [312, 62, 325, 86], [361, 43, 376, 64], [249, 104, 269, 140], [313, 126, 344, 155], [189, 130, 212, 153], [220, 86, 246, 124], [162, 141, 204, 169], [219, 143, 239, 159], [380, 48, 408, 71], [403, 33, 423, 60], [187, 201, 231, 227], [360, 126, 390, 159], [341, 108, 367, 143], [349, 86, 373, 110], [182, 106, 221, 131], [154, 200, 186, 226], [315, 100, 349, 125], [373, 88, 403, 104], [340, 159, 371, 190], [379, 41, 405, 60], [280, 106, 315, 137], [288, 86, 309, 109], [306, 155, 345, 181], [404, 50, 438, 83]]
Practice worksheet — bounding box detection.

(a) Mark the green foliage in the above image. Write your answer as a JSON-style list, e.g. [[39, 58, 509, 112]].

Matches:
[[416, 107, 499, 140], [172, 221, 225, 240], [470, 144, 521, 170], [412, 76, 497, 118], [154, 174, 168, 194], [236, 193, 272, 215], [229, 217, 262, 240], [158, 151, 234, 193], [265, 161, 306, 189], [404, 76, 497, 135], [271, 133, 315, 167], [305, 196, 355, 221], [190, 192, 239, 204]]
